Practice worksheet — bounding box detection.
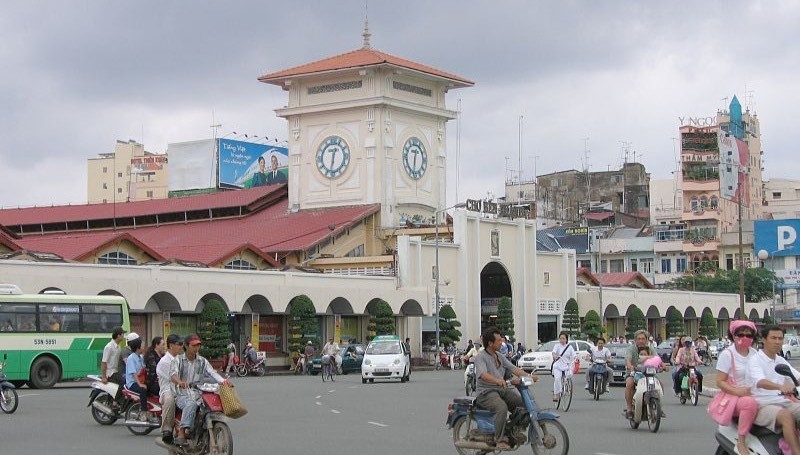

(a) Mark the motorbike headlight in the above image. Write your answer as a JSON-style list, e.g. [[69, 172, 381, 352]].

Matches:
[[645, 367, 657, 376], [521, 376, 534, 386]]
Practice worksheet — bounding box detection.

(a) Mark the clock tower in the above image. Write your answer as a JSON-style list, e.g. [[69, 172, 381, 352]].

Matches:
[[258, 37, 472, 228]]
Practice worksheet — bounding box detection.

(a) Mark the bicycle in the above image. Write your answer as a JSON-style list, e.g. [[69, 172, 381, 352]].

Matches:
[[556, 369, 573, 412], [321, 355, 336, 382]]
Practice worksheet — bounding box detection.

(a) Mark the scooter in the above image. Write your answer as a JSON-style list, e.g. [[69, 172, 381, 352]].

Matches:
[[436, 351, 463, 370], [625, 365, 663, 433], [154, 383, 233, 455], [713, 363, 798, 455], [87, 374, 127, 425], [121, 387, 163, 436], [463, 363, 476, 396], [0, 353, 19, 414], [447, 375, 569, 454], [235, 357, 266, 377], [587, 358, 609, 401], [678, 366, 699, 406]]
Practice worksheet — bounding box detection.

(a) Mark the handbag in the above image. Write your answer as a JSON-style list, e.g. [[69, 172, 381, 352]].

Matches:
[[219, 383, 248, 419], [707, 348, 739, 425]]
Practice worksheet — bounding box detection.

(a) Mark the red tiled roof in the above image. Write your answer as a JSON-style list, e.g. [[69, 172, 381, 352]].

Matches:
[[584, 211, 615, 221], [14, 200, 380, 264], [596, 272, 654, 289], [575, 267, 600, 285], [0, 229, 21, 251], [258, 47, 474, 87], [0, 185, 286, 227]]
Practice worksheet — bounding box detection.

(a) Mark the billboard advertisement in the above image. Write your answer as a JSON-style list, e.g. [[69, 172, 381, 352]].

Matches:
[[218, 139, 288, 189], [754, 219, 800, 257], [718, 132, 750, 206], [167, 139, 216, 192]]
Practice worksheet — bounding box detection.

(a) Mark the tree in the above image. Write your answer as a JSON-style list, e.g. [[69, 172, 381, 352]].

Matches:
[[663, 266, 776, 302], [563, 298, 581, 338], [287, 295, 318, 355], [625, 307, 646, 340], [495, 297, 514, 341], [666, 307, 685, 338], [198, 299, 231, 360], [439, 304, 462, 346], [698, 309, 718, 339], [368, 299, 395, 337], [582, 310, 604, 342]]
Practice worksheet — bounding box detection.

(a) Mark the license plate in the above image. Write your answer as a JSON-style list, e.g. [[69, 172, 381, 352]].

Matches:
[[613, 371, 624, 377], [376, 368, 389, 373]]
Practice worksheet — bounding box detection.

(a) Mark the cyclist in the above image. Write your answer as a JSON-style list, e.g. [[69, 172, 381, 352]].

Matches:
[[551, 331, 575, 402], [321, 337, 340, 373]]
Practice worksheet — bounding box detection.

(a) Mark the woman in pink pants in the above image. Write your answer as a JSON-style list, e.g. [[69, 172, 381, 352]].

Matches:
[[715, 320, 759, 455]]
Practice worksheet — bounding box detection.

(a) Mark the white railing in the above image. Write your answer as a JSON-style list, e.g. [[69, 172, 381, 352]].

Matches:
[[321, 266, 395, 277]]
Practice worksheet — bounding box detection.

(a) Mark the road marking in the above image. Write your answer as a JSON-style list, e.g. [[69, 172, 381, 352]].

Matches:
[[19, 393, 40, 397], [315, 395, 321, 399], [330, 409, 341, 414], [596, 453, 623, 455], [315, 401, 322, 406], [348, 386, 358, 389], [328, 389, 335, 393], [368, 421, 388, 427]]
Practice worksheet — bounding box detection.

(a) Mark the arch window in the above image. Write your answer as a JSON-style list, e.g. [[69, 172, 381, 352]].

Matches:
[[224, 259, 257, 270], [700, 196, 708, 208], [690, 196, 699, 211], [97, 251, 137, 265], [710, 196, 719, 209]]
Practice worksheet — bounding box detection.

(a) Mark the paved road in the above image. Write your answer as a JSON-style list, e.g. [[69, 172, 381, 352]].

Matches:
[[1, 369, 726, 455]]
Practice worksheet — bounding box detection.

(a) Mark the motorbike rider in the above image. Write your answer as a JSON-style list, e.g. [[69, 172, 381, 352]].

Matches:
[[585, 336, 611, 393], [624, 329, 664, 420], [144, 336, 165, 397], [156, 334, 184, 445], [242, 342, 258, 369], [170, 334, 231, 447], [474, 327, 538, 451], [302, 341, 315, 375], [321, 337, 340, 372], [749, 325, 800, 455], [715, 320, 759, 455], [675, 339, 704, 393], [100, 326, 126, 388], [124, 336, 156, 423], [695, 335, 709, 362]]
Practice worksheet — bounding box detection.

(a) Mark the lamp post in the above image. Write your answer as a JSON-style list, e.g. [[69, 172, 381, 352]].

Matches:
[[758, 247, 794, 325], [435, 202, 467, 354]]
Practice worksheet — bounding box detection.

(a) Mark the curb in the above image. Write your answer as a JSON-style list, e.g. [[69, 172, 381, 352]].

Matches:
[[700, 387, 719, 398]]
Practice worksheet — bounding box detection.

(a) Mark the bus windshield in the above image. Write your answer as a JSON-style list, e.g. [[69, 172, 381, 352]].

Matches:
[[0, 292, 130, 389]]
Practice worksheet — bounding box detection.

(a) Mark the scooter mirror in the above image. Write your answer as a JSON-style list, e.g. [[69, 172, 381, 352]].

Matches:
[[775, 364, 798, 386]]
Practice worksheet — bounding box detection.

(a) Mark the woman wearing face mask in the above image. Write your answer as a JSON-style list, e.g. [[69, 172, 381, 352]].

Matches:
[[714, 320, 759, 455]]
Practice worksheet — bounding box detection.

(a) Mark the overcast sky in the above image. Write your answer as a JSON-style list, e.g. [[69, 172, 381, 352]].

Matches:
[[1, 1, 798, 209]]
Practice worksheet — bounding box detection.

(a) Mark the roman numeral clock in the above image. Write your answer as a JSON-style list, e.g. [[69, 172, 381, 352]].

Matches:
[[316, 135, 351, 179], [402, 137, 427, 180]]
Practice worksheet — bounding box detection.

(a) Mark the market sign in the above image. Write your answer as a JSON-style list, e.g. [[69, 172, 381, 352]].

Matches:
[[465, 199, 534, 219]]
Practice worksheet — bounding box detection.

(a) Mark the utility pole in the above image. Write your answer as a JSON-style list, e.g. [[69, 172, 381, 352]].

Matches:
[[738, 180, 746, 319]]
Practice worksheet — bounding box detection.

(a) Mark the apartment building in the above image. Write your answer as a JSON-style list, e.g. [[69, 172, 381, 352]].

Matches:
[[87, 139, 169, 203]]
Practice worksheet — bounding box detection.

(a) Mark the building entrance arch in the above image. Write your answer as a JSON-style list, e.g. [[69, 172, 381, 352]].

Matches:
[[480, 261, 513, 337]]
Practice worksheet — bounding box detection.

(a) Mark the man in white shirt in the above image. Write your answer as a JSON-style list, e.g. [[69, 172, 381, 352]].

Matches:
[[156, 334, 183, 445], [748, 325, 800, 454], [585, 337, 611, 393], [321, 337, 340, 372], [100, 326, 125, 386]]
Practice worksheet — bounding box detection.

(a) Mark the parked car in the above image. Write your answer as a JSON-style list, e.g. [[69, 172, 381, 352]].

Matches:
[[656, 339, 675, 365], [517, 339, 593, 374], [783, 335, 800, 360], [605, 343, 630, 386], [311, 344, 365, 375]]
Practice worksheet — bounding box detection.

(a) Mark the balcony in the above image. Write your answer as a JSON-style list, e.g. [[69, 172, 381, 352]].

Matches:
[[308, 255, 396, 276], [654, 240, 684, 253], [682, 180, 720, 192], [682, 208, 721, 221]]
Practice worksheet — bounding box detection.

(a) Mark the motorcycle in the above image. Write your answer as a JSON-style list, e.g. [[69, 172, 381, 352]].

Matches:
[[235, 356, 266, 377], [587, 358, 609, 401], [447, 375, 569, 454], [121, 387, 163, 435], [294, 354, 307, 375], [154, 383, 233, 455], [625, 365, 663, 433], [87, 374, 128, 425], [713, 363, 798, 455], [0, 353, 19, 414], [464, 363, 476, 396], [436, 351, 463, 370], [678, 366, 699, 406]]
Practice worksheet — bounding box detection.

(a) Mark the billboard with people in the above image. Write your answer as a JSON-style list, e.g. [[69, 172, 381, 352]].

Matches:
[[218, 139, 288, 188]]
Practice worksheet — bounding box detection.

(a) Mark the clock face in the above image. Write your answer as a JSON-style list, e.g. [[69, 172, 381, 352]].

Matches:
[[316, 136, 351, 178], [402, 137, 428, 180]]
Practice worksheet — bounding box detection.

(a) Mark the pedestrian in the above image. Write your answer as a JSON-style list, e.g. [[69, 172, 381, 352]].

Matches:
[[225, 339, 236, 374]]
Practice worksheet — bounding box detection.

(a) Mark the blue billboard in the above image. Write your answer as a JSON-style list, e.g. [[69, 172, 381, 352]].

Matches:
[[218, 139, 288, 188], [754, 220, 800, 257]]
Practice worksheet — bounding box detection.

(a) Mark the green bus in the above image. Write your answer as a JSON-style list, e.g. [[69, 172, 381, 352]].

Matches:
[[0, 287, 130, 389]]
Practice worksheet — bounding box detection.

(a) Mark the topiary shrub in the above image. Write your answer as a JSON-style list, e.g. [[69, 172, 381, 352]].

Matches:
[[625, 307, 646, 340], [582, 309, 604, 342], [288, 295, 318, 355], [198, 299, 231, 360], [496, 296, 514, 341], [439, 304, 462, 346], [563, 298, 581, 339]]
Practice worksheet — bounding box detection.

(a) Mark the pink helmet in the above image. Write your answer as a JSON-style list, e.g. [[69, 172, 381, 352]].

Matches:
[[729, 320, 756, 336]]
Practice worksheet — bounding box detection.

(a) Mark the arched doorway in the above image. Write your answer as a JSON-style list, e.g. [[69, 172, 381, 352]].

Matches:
[[480, 262, 514, 338]]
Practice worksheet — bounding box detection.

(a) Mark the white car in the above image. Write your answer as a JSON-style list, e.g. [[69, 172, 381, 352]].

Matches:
[[361, 335, 411, 383], [517, 340, 594, 374], [783, 335, 800, 360]]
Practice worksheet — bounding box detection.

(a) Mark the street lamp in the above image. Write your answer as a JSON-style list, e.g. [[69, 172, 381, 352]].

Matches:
[[435, 202, 467, 355], [757, 247, 794, 325]]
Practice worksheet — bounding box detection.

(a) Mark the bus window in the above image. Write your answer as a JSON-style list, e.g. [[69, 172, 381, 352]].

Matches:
[[0, 303, 36, 332]]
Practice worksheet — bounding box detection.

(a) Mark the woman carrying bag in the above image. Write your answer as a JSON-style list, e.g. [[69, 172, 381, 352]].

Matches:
[[712, 320, 759, 455]]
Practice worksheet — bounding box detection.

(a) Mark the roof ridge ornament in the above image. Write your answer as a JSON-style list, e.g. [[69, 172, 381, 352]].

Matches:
[[362, 0, 371, 49]]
